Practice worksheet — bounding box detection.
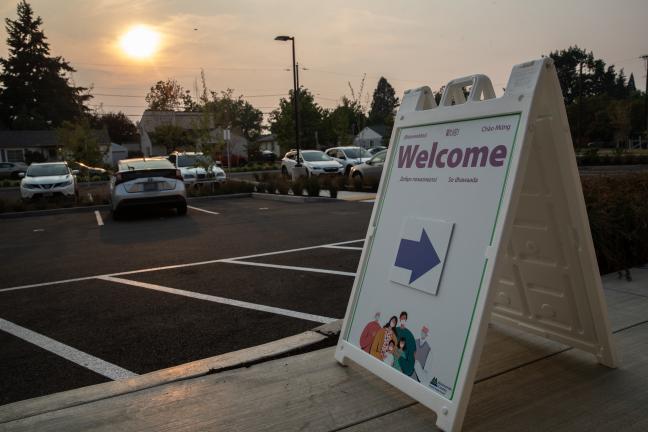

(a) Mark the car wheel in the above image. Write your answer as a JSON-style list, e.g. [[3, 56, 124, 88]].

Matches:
[[177, 204, 187, 216], [352, 172, 363, 191]]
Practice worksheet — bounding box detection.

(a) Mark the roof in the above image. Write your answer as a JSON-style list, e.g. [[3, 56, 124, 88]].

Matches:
[[0, 129, 111, 149], [367, 124, 388, 136], [139, 110, 216, 134], [255, 134, 276, 143]]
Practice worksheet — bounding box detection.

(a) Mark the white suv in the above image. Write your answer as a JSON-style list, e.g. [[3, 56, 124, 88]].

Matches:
[[20, 162, 78, 200], [281, 150, 343, 179], [168, 152, 226, 186], [324, 146, 372, 176]]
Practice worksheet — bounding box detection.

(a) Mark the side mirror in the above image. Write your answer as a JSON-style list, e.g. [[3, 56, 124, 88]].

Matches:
[[366, 160, 373, 166], [18, 172, 25, 178]]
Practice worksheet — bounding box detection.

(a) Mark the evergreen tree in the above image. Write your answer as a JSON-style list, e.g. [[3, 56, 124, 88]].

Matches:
[[627, 73, 637, 94], [0, 1, 90, 129], [367, 77, 399, 126]]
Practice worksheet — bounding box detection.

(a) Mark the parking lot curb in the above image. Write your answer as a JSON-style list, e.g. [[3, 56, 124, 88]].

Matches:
[[0, 320, 342, 425]]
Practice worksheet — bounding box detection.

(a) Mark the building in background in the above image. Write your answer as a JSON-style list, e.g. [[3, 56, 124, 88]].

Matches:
[[354, 125, 389, 149]]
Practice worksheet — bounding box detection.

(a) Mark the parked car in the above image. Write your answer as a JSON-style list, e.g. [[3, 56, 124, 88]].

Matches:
[[348, 149, 387, 185], [19, 162, 78, 200], [367, 146, 387, 156], [281, 149, 343, 179], [110, 157, 187, 219], [168, 152, 226, 186], [0, 161, 28, 179], [324, 146, 372, 176]]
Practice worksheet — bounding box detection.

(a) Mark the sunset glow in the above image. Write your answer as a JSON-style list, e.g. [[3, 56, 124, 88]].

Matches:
[[119, 25, 160, 59]]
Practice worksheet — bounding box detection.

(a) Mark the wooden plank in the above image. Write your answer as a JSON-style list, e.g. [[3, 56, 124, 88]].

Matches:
[[339, 322, 648, 432]]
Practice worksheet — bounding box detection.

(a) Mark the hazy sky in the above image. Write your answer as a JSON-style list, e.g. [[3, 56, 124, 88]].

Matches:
[[2, 0, 647, 123]]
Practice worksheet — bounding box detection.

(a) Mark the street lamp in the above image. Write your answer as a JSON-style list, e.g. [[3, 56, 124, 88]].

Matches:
[[275, 35, 301, 168]]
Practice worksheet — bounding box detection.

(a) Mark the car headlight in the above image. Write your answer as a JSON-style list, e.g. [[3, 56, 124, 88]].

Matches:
[[184, 174, 195, 179], [312, 166, 322, 170], [55, 180, 72, 187], [23, 183, 39, 189]]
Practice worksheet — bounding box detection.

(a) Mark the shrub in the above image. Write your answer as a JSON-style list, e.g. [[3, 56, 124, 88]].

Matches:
[[305, 176, 321, 197], [291, 177, 305, 196], [255, 182, 267, 193], [276, 178, 290, 195], [582, 173, 648, 276], [323, 176, 340, 198]]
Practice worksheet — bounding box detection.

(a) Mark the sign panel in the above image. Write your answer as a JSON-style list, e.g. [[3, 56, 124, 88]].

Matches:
[[344, 113, 520, 398], [336, 59, 618, 432]]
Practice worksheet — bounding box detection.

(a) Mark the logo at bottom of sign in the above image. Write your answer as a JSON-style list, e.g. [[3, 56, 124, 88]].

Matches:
[[390, 217, 454, 296]]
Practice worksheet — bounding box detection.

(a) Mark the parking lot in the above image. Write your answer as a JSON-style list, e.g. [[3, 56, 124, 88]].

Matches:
[[0, 197, 372, 405]]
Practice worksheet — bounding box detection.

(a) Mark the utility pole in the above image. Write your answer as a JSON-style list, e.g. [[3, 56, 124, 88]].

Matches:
[[642, 55, 648, 141]]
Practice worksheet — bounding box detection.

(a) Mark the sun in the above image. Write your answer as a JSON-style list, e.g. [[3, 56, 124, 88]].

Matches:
[[119, 25, 160, 59]]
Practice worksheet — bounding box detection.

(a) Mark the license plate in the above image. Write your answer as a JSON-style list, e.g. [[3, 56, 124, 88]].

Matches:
[[43, 192, 53, 197], [143, 183, 158, 191]]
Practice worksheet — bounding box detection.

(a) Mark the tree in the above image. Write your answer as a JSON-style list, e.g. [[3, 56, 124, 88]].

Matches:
[[328, 97, 366, 145], [148, 124, 195, 154], [0, 0, 91, 129], [627, 73, 637, 94], [145, 78, 189, 111], [204, 89, 263, 141], [90, 112, 138, 144], [367, 77, 399, 126], [269, 87, 325, 152], [57, 119, 104, 165]]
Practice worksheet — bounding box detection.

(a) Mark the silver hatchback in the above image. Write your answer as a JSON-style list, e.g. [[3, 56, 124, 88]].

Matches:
[[110, 157, 187, 219]]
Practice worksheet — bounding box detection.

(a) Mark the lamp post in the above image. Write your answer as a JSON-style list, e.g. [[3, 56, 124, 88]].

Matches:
[[275, 35, 301, 168]]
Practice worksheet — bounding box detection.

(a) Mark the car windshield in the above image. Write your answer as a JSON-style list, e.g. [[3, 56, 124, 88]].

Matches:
[[343, 148, 371, 159], [301, 151, 332, 162], [177, 154, 211, 167], [26, 164, 69, 177]]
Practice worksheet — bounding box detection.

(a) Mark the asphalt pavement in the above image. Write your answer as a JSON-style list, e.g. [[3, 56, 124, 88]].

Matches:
[[0, 196, 372, 405]]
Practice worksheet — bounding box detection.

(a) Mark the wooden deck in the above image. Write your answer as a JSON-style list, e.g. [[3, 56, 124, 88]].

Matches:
[[2, 269, 647, 431]]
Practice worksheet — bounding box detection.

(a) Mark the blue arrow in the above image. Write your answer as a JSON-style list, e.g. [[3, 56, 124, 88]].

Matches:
[[394, 229, 441, 284]]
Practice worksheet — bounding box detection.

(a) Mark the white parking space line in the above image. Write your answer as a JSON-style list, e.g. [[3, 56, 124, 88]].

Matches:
[[188, 205, 220, 215], [94, 210, 104, 226], [99, 276, 336, 324], [221, 259, 357, 277], [0, 276, 103, 293], [0, 318, 137, 380], [321, 245, 364, 251], [0, 238, 365, 293]]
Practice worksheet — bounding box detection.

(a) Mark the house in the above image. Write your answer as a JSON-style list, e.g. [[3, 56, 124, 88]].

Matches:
[[138, 111, 248, 161], [103, 143, 129, 166], [255, 134, 281, 157], [0, 129, 111, 163], [354, 125, 389, 149]]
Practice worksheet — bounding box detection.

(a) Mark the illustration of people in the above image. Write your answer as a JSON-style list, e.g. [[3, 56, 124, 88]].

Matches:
[[394, 311, 416, 376], [392, 337, 407, 372], [383, 340, 395, 366], [370, 315, 398, 360], [359, 312, 381, 353], [412, 325, 432, 382]]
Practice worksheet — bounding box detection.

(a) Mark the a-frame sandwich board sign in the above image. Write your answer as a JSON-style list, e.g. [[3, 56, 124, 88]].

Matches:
[[335, 58, 618, 432]]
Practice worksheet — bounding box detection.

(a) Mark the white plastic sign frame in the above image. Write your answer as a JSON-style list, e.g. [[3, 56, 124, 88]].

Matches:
[[335, 58, 618, 432]]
